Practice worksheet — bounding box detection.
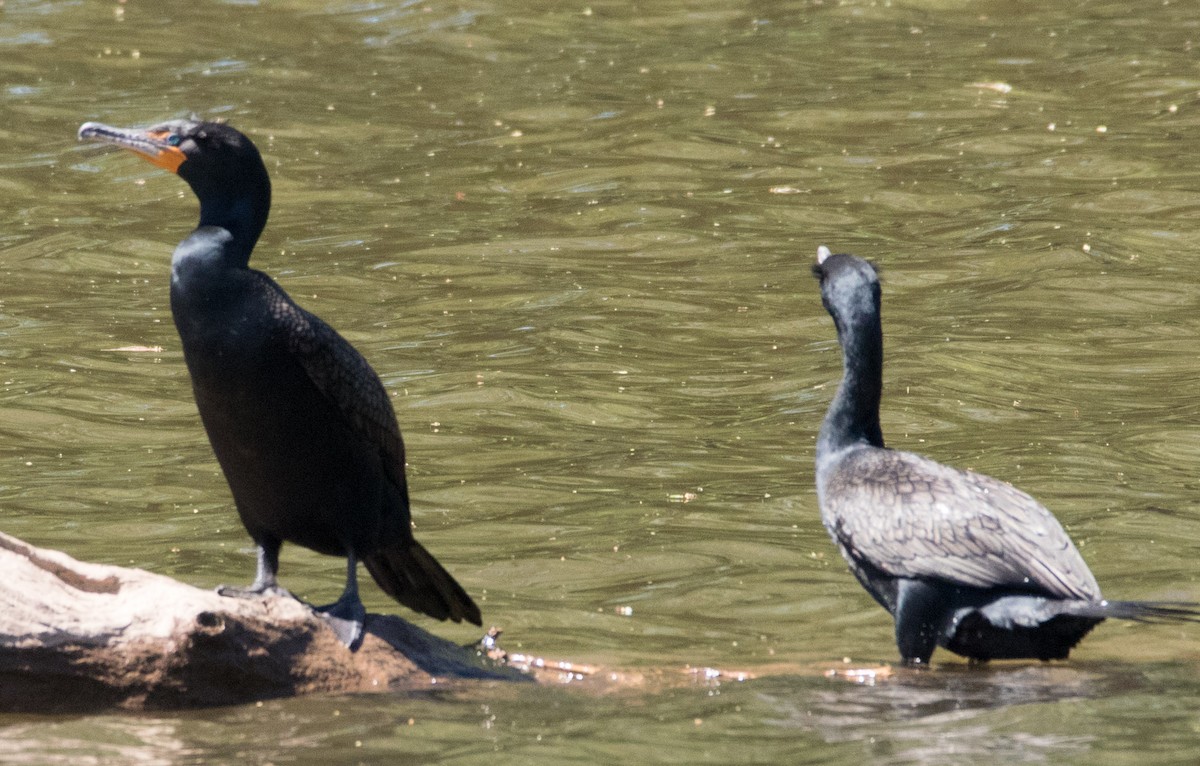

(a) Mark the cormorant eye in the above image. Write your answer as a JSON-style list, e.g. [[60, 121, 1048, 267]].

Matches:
[[167, 134, 183, 147]]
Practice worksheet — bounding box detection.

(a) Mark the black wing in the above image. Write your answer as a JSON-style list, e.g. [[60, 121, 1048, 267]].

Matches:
[[262, 277, 408, 489]]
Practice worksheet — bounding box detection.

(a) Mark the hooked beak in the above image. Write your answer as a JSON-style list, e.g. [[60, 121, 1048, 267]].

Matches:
[[78, 121, 187, 173]]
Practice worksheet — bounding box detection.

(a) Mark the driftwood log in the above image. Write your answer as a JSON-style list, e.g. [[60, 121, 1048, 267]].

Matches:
[[0, 531, 528, 712]]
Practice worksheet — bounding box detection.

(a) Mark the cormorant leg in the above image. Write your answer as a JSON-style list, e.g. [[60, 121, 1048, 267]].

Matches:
[[315, 553, 367, 649], [893, 579, 947, 666], [217, 539, 293, 599]]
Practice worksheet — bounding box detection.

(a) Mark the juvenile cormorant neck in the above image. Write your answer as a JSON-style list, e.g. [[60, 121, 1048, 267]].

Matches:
[[818, 310, 884, 456], [815, 255, 886, 464]]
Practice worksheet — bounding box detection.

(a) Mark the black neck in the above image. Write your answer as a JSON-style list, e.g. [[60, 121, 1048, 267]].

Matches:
[[818, 309, 885, 457], [191, 167, 270, 268]]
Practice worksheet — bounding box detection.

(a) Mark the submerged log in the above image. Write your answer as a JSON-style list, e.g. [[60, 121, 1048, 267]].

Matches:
[[0, 531, 526, 712]]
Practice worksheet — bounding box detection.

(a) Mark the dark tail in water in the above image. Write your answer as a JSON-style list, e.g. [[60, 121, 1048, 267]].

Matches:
[[1096, 600, 1200, 623], [363, 541, 482, 626], [1059, 599, 1200, 623]]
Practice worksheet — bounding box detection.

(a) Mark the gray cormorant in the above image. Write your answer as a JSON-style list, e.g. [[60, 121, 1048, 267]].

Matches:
[[79, 119, 481, 646], [812, 245, 1197, 665]]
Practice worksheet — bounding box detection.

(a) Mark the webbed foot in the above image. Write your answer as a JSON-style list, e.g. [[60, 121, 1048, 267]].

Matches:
[[316, 597, 367, 649], [216, 583, 295, 600]]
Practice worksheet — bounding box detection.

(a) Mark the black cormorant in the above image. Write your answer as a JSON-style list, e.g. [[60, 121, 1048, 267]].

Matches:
[[812, 245, 1198, 665], [79, 118, 481, 646]]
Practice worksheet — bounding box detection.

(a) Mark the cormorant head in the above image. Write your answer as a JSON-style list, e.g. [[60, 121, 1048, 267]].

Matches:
[[811, 245, 881, 331], [79, 118, 269, 201], [79, 118, 272, 256]]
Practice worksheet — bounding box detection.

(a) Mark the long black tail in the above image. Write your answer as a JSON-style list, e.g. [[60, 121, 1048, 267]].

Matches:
[[1060, 599, 1200, 623], [363, 541, 482, 626], [1101, 600, 1200, 623]]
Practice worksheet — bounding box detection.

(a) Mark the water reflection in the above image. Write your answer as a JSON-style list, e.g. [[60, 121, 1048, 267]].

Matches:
[[0, 716, 192, 766], [0, 661, 1180, 765], [760, 663, 1160, 763]]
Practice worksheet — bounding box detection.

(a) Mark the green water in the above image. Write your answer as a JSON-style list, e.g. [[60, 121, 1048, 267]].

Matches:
[[2, 0, 1200, 762]]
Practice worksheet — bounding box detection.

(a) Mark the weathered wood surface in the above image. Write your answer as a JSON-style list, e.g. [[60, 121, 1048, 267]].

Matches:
[[0, 531, 527, 712]]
